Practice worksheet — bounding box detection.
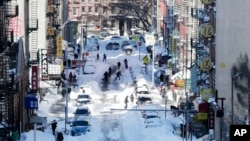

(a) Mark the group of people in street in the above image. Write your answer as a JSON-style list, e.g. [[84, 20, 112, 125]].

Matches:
[[51, 120, 64, 141]]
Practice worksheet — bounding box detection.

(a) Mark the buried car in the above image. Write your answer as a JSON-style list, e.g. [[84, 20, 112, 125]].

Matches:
[[136, 96, 152, 105], [70, 119, 91, 136], [106, 42, 120, 50], [144, 114, 161, 128], [75, 94, 91, 106]]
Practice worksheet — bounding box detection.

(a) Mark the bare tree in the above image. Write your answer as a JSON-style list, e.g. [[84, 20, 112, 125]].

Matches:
[[109, 0, 153, 32]]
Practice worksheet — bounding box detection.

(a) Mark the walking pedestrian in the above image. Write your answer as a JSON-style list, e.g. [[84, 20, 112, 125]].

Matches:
[[115, 71, 122, 80], [97, 44, 100, 51], [130, 94, 134, 103], [108, 66, 112, 77], [51, 120, 57, 135], [69, 72, 73, 83], [117, 61, 121, 70], [82, 52, 85, 61], [57, 132, 64, 141], [72, 73, 77, 86], [103, 53, 107, 62], [67, 59, 71, 68], [96, 53, 100, 61], [103, 71, 109, 82], [74, 53, 78, 60], [124, 96, 129, 109], [124, 58, 128, 69]]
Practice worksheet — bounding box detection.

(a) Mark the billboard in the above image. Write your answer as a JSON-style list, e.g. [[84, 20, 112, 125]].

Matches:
[[56, 35, 62, 58]]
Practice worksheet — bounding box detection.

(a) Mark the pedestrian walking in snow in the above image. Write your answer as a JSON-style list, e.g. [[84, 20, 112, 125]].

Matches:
[[57, 132, 64, 141], [96, 53, 100, 61], [124, 96, 129, 109], [130, 94, 134, 102], [103, 71, 109, 82], [103, 53, 107, 62], [67, 59, 71, 68], [117, 61, 121, 70], [115, 71, 122, 80], [124, 58, 128, 69], [97, 44, 100, 51], [51, 120, 57, 135], [69, 72, 73, 83], [108, 66, 112, 77]]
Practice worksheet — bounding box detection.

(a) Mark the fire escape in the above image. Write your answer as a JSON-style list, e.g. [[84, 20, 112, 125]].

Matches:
[[28, 0, 38, 63], [0, 0, 19, 139]]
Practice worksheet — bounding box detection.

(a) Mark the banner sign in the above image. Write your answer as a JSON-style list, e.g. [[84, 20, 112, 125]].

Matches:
[[41, 49, 48, 80], [56, 35, 62, 58], [31, 66, 38, 91], [25, 95, 38, 109]]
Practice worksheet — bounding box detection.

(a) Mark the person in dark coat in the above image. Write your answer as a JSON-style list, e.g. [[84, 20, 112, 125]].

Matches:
[[57, 132, 64, 141], [74, 53, 78, 59], [159, 73, 164, 83], [108, 66, 112, 77], [67, 59, 71, 68], [96, 53, 100, 61], [69, 72, 73, 83], [103, 53, 107, 62], [97, 44, 100, 51], [124, 96, 129, 109], [130, 94, 134, 102], [117, 62, 121, 70], [103, 71, 109, 82], [124, 58, 128, 69], [115, 71, 122, 80], [51, 120, 57, 135]]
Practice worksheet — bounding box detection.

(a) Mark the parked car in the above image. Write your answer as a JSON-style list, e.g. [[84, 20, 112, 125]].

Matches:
[[136, 96, 152, 105], [106, 42, 120, 50], [144, 114, 161, 128], [75, 94, 91, 106], [70, 119, 91, 136], [74, 107, 91, 118], [122, 45, 133, 55]]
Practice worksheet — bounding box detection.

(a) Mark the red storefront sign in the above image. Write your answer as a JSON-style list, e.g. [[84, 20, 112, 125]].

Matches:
[[31, 66, 38, 91]]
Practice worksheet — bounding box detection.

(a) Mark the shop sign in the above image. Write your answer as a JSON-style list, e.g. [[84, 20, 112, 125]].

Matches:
[[56, 35, 62, 58], [175, 79, 185, 87], [201, 24, 215, 38], [202, 0, 214, 5], [47, 27, 54, 36], [31, 66, 38, 91], [41, 49, 48, 80], [200, 88, 214, 101], [48, 6, 54, 13], [25, 95, 38, 109], [199, 58, 212, 71]]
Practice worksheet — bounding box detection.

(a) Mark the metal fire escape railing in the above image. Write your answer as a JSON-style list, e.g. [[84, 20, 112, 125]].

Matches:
[[29, 0, 38, 62], [0, 0, 19, 139]]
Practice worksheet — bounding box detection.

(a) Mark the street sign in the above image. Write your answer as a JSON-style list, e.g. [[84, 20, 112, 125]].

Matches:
[[138, 42, 142, 46]]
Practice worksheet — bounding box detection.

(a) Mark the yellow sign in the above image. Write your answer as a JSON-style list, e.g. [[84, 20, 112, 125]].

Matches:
[[200, 88, 214, 101], [197, 113, 208, 120], [48, 6, 54, 13], [201, 24, 215, 38], [202, 0, 214, 5], [175, 79, 185, 87], [47, 27, 54, 36], [199, 58, 212, 71], [133, 36, 138, 42], [56, 35, 62, 58]]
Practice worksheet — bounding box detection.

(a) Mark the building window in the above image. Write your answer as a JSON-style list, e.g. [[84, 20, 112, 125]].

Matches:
[[72, 7, 77, 15], [95, 7, 98, 13], [82, 0, 85, 2], [111, 20, 115, 28], [102, 20, 108, 28], [88, 7, 92, 13], [82, 7, 85, 12], [111, 6, 115, 14], [103, 7, 107, 14], [95, 0, 98, 2]]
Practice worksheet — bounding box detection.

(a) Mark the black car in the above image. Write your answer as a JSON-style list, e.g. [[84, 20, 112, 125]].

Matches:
[[106, 42, 120, 50], [74, 107, 91, 118], [136, 96, 152, 105]]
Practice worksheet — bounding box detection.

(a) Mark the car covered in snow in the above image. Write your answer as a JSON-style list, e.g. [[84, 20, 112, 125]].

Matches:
[[144, 114, 161, 128], [73, 106, 91, 119], [75, 94, 92, 106], [106, 42, 120, 50], [136, 96, 152, 105]]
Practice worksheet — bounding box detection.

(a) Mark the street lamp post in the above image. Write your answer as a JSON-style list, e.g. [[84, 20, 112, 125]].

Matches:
[[231, 71, 241, 124]]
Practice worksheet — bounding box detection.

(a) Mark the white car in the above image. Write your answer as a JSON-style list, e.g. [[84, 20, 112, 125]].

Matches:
[[75, 94, 91, 106], [144, 114, 161, 128]]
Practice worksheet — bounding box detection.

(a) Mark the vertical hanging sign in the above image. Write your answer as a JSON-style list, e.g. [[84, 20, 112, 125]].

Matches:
[[31, 66, 38, 91], [41, 49, 48, 80], [56, 35, 62, 58]]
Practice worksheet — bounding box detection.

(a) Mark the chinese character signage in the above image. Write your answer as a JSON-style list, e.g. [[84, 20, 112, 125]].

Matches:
[[31, 66, 38, 91], [199, 58, 212, 71], [25, 95, 38, 109], [200, 24, 215, 38], [41, 49, 48, 80], [56, 35, 62, 58]]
